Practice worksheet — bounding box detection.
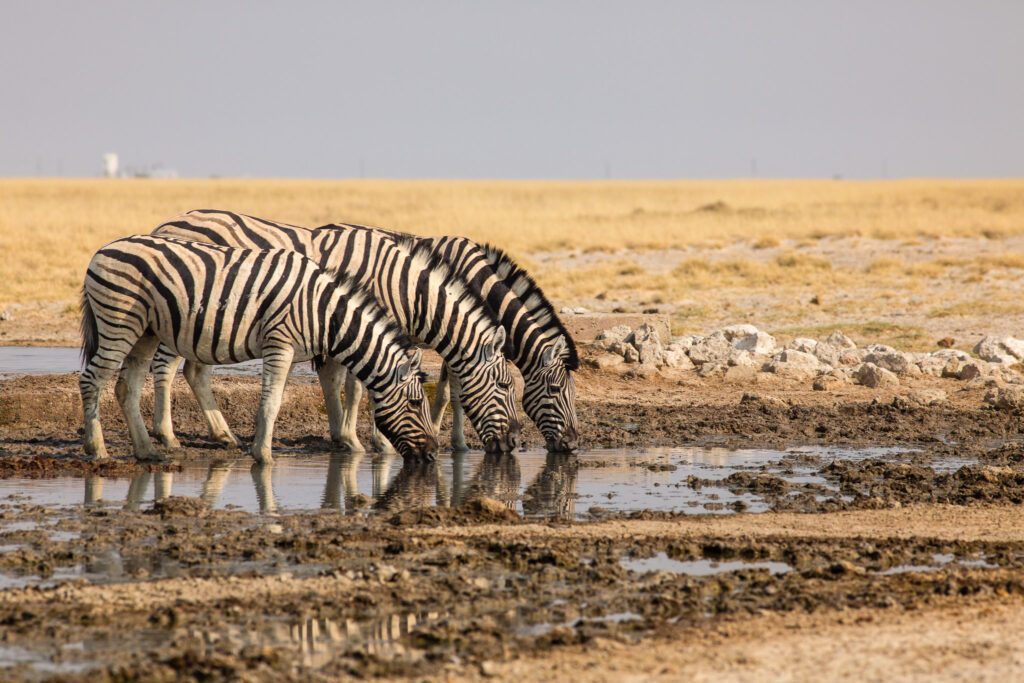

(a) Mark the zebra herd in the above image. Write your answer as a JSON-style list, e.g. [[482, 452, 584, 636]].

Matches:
[[79, 210, 579, 464]]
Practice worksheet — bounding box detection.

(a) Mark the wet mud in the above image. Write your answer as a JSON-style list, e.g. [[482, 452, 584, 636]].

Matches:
[[3, 362, 1024, 679]]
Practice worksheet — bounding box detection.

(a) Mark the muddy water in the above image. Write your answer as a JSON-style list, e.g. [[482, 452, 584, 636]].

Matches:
[[0, 445, 946, 520]]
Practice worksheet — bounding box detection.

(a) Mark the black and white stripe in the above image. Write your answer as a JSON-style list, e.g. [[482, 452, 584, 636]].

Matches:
[[151, 210, 521, 453], [325, 226, 580, 452], [79, 234, 436, 463], [409, 236, 580, 452]]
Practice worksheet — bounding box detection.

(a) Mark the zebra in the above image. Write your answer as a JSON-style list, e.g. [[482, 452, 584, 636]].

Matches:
[[312, 225, 579, 452], [150, 210, 521, 454], [393, 234, 580, 453], [79, 234, 437, 463]]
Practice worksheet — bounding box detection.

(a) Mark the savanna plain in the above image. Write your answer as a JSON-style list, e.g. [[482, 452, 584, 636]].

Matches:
[[3, 179, 1024, 680]]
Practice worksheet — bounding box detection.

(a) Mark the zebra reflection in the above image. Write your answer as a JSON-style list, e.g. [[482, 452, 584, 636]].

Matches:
[[522, 453, 579, 520], [460, 452, 520, 510]]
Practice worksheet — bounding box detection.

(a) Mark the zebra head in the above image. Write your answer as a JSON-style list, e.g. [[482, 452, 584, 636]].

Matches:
[[523, 336, 579, 453], [452, 327, 522, 453], [371, 348, 438, 460]]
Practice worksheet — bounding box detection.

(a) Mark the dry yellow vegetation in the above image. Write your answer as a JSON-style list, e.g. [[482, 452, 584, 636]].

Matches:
[[1, 177, 1023, 342]]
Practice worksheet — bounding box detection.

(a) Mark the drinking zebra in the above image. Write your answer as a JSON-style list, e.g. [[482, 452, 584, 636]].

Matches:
[[371, 231, 580, 453], [79, 234, 437, 463], [151, 210, 521, 454]]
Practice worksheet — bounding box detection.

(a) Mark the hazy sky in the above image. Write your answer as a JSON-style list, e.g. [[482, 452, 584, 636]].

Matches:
[[2, 1, 1022, 179]]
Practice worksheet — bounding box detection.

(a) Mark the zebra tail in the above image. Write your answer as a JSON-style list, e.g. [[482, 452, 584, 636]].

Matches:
[[80, 287, 98, 367]]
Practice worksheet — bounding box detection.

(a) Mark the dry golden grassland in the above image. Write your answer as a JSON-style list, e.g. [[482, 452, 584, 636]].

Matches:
[[1, 178, 1023, 346]]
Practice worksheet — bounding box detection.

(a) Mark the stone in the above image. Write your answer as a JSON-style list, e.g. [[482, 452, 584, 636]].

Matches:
[[662, 347, 695, 370], [586, 352, 625, 370], [959, 362, 985, 381], [721, 323, 760, 341], [687, 331, 732, 366], [941, 358, 965, 378], [899, 389, 948, 407], [723, 365, 756, 383], [739, 392, 787, 409], [595, 325, 633, 349], [917, 356, 947, 377], [697, 362, 726, 378], [630, 323, 665, 366], [932, 348, 971, 361], [786, 337, 818, 353], [825, 330, 857, 349], [854, 363, 899, 388], [776, 349, 821, 368], [621, 344, 640, 364], [985, 385, 1024, 410], [624, 363, 660, 379], [812, 371, 846, 391], [733, 330, 777, 355], [838, 350, 861, 366], [727, 350, 758, 368], [812, 343, 841, 368], [863, 350, 920, 376], [572, 306, 589, 314], [974, 336, 1024, 364]]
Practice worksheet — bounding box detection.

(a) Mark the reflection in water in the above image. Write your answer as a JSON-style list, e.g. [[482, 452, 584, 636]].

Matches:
[[250, 463, 277, 514], [201, 459, 237, 505], [124, 472, 174, 511], [374, 459, 442, 512], [523, 453, 579, 520], [77, 451, 583, 520], [462, 452, 520, 510]]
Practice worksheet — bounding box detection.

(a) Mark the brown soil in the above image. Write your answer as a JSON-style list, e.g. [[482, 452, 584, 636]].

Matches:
[[2, 349, 1024, 680]]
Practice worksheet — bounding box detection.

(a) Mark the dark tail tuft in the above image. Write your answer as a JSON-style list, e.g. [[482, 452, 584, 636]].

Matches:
[[80, 288, 97, 368]]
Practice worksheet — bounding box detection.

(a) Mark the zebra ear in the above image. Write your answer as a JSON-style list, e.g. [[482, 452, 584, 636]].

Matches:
[[542, 337, 567, 367], [490, 328, 506, 355], [396, 348, 422, 382]]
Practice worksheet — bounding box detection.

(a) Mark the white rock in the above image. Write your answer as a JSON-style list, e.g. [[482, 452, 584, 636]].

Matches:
[[854, 363, 899, 388], [863, 350, 920, 376], [721, 323, 760, 341], [734, 330, 777, 355], [663, 348, 695, 370], [917, 356, 947, 377], [931, 348, 971, 361], [786, 337, 819, 353], [687, 331, 732, 366], [572, 306, 590, 314], [776, 349, 822, 368], [825, 330, 857, 349], [974, 336, 1024, 364], [668, 336, 696, 349], [727, 350, 758, 368], [595, 325, 633, 348], [812, 343, 841, 368]]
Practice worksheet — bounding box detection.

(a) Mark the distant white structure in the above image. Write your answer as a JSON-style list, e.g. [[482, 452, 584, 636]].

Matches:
[[103, 153, 119, 178]]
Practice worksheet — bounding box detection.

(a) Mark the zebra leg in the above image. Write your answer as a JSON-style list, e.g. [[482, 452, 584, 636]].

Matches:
[[322, 359, 364, 451], [80, 337, 137, 460], [151, 345, 183, 448], [251, 345, 294, 464], [114, 333, 163, 461], [429, 364, 451, 434], [182, 360, 240, 447], [448, 373, 469, 451], [367, 394, 397, 454]]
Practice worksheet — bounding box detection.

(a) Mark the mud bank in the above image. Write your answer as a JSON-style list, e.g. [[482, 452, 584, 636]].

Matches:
[[3, 356, 1024, 679]]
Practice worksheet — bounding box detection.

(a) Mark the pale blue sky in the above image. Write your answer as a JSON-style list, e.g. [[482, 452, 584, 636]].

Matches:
[[1, 1, 1021, 178]]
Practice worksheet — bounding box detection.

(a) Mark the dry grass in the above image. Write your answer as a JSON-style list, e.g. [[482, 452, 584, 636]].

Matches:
[[2, 178, 1024, 343]]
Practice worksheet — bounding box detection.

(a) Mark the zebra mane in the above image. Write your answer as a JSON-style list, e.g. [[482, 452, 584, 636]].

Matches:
[[479, 243, 579, 370], [405, 239, 512, 357]]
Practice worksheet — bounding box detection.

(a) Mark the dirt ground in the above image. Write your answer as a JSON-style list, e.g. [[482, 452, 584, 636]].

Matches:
[[2, 340, 1024, 680]]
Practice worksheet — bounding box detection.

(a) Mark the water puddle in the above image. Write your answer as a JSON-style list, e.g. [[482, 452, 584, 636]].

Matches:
[[621, 551, 792, 576], [878, 552, 1000, 575], [0, 445, 972, 521]]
